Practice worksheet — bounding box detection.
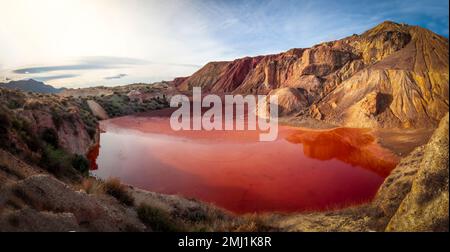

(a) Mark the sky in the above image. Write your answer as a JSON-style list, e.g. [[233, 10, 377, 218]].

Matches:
[[0, 0, 448, 88]]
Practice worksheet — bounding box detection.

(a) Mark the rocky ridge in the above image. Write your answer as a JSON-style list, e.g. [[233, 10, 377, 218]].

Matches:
[[175, 21, 449, 129]]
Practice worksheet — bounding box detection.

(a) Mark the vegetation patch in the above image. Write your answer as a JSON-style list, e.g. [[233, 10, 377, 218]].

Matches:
[[104, 178, 135, 206], [71, 154, 90, 175], [40, 146, 72, 175], [41, 128, 59, 148], [0, 106, 12, 144], [137, 203, 181, 232], [51, 110, 63, 129], [80, 177, 105, 195]]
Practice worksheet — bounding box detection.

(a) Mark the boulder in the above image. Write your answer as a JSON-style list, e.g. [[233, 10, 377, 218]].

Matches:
[[87, 100, 109, 120], [127, 90, 143, 103], [259, 88, 309, 117], [1, 175, 146, 232]]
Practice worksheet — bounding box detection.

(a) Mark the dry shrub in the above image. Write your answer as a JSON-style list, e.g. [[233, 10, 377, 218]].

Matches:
[[137, 203, 181, 232], [104, 178, 134, 206], [232, 214, 275, 232], [80, 178, 104, 195]]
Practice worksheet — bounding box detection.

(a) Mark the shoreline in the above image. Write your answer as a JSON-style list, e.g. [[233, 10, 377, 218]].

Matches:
[[92, 113, 406, 215]]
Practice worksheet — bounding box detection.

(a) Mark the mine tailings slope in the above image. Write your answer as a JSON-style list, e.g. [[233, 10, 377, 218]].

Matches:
[[175, 21, 449, 129]]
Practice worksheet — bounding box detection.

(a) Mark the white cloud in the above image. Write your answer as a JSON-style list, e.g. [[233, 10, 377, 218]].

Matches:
[[0, 0, 234, 86], [0, 0, 447, 88]]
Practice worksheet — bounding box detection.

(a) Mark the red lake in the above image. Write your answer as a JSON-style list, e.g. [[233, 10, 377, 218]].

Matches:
[[90, 109, 399, 214]]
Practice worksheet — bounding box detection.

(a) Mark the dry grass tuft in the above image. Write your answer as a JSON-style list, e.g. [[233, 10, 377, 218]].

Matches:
[[80, 177, 105, 195], [137, 203, 182, 232], [103, 178, 134, 206], [229, 214, 276, 232]]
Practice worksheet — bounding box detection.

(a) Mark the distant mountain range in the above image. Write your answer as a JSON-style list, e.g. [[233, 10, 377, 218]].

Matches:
[[0, 79, 64, 94]]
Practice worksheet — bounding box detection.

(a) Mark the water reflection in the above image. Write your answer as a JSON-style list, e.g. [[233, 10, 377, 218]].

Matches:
[[285, 128, 399, 177]]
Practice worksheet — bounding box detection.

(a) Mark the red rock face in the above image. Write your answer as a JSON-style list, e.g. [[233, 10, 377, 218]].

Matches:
[[176, 42, 358, 96], [177, 62, 230, 91], [210, 56, 264, 93]]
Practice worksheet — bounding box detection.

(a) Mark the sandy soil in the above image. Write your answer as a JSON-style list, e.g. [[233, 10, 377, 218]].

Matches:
[[373, 128, 435, 157]]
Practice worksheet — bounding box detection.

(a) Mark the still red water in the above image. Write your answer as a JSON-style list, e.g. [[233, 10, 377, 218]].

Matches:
[[90, 110, 399, 213]]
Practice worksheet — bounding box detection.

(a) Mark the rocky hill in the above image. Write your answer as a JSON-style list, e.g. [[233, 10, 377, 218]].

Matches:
[[0, 81, 175, 175], [0, 86, 245, 232], [60, 82, 174, 117], [0, 79, 64, 94], [0, 88, 98, 155], [175, 21, 449, 129]]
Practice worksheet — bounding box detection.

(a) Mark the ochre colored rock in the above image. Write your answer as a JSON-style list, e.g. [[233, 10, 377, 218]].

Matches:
[[314, 23, 449, 128], [310, 105, 322, 120], [87, 100, 109, 120], [259, 88, 309, 117], [371, 146, 425, 229], [386, 114, 449, 231], [0, 175, 146, 232]]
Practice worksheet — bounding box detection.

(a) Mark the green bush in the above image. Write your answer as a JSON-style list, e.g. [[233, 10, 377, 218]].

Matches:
[[0, 108, 11, 136], [11, 118, 23, 130], [24, 101, 42, 110], [72, 154, 90, 175], [51, 110, 63, 129], [40, 146, 73, 175], [39, 146, 90, 178], [12, 117, 31, 132], [21, 132, 41, 152], [41, 128, 59, 148], [86, 127, 97, 140], [7, 99, 22, 109], [137, 204, 180, 232]]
